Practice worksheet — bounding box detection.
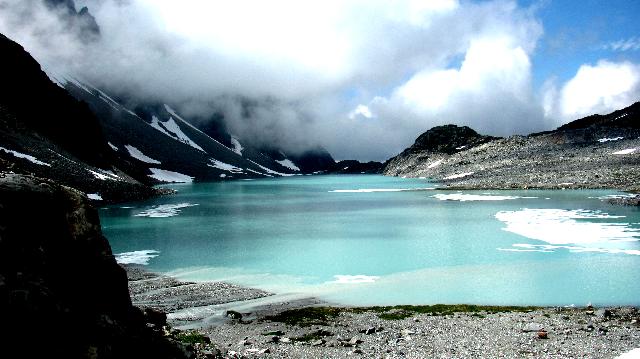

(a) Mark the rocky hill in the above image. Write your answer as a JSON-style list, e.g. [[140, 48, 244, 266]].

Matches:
[[383, 104, 640, 192]]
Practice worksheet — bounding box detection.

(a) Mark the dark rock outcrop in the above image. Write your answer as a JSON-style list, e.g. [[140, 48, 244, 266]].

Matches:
[[403, 125, 499, 155], [0, 174, 188, 358]]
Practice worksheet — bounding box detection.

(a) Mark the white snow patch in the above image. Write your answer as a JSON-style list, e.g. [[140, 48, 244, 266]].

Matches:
[[613, 148, 637, 155], [598, 137, 624, 143], [0, 147, 51, 166], [148, 168, 193, 183], [208, 159, 243, 173], [108, 142, 119, 151], [88, 169, 119, 181], [329, 188, 434, 193], [615, 348, 640, 359], [162, 117, 205, 152], [427, 159, 443, 169], [220, 174, 227, 178], [614, 113, 629, 120], [248, 160, 295, 176], [443, 172, 474, 180], [456, 145, 467, 150], [230, 137, 244, 155], [150, 116, 173, 137], [135, 203, 198, 218], [87, 193, 103, 201], [125, 145, 161, 164], [115, 250, 159, 265], [496, 209, 640, 255], [433, 194, 536, 202], [276, 159, 300, 171], [332, 275, 380, 284], [245, 168, 270, 177], [505, 243, 640, 256]]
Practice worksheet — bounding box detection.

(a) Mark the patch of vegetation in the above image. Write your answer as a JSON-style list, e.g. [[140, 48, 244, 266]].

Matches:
[[263, 307, 343, 326], [263, 304, 542, 325], [175, 331, 210, 345], [291, 329, 334, 343], [354, 304, 541, 321]]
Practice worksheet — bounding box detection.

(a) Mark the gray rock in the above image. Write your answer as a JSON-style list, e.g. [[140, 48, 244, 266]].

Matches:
[[311, 339, 325, 346], [596, 309, 612, 318], [523, 323, 545, 332]]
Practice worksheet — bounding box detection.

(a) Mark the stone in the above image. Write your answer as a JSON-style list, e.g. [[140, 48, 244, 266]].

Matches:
[[280, 338, 291, 343], [349, 337, 363, 345], [311, 339, 325, 346], [522, 323, 544, 332], [596, 309, 612, 319], [537, 330, 548, 339], [270, 335, 281, 343], [401, 329, 416, 336], [259, 348, 271, 354], [226, 310, 243, 320], [360, 327, 376, 335]]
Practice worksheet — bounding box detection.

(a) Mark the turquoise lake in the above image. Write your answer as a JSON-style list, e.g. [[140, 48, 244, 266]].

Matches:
[[99, 175, 640, 306]]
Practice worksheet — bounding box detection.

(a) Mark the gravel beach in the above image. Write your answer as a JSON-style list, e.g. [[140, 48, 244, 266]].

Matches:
[[123, 265, 640, 358]]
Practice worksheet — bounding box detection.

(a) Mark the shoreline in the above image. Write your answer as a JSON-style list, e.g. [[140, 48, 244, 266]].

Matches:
[[123, 265, 640, 358]]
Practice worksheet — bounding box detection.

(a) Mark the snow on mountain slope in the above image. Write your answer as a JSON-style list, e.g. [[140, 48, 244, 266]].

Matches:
[[276, 158, 300, 171], [124, 145, 161, 164], [53, 75, 303, 182]]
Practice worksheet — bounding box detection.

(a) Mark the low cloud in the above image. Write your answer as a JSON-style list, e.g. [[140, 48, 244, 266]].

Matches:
[[1, 0, 637, 161], [543, 60, 640, 125]]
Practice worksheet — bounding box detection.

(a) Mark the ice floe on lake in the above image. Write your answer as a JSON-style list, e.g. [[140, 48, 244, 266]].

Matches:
[[434, 193, 537, 201], [115, 250, 160, 265], [135, 203, 198, 218], [496, 208, 640, 255], [329, 188, 434, 193], [332, 275, 380, 284]]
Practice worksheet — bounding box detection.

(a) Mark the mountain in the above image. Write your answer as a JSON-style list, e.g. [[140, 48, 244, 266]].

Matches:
[[0, 31, 342, 202], [52, 73, 334, 182], [384, 104, 640, 192], [0, 33, 157, 202], [43, 0, 100, 42]]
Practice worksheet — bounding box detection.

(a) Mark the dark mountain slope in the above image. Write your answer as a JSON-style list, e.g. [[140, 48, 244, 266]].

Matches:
[[0, 33, 158, 202]]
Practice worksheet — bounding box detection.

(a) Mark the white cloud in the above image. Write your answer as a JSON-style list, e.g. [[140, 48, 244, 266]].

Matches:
[[544, 60, 640, 125], [349, 105, 373, 119], [1, 0, 548, 161], [604, 37, 640, 52]]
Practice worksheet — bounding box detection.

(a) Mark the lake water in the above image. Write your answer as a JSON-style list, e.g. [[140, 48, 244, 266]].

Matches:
[[99, 175, 640, 306]]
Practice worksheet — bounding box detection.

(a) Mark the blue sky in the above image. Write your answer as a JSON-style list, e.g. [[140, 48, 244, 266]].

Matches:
[[532, 0, 640, 87]]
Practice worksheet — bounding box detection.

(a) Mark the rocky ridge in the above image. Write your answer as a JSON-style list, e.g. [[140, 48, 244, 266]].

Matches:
[[383, 103, 640, 197]]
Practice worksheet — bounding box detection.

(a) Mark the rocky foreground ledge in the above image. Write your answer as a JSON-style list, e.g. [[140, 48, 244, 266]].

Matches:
[[123, 266, 640, 359]]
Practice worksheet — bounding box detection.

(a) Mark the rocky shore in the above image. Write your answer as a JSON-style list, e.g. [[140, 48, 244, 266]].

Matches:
[[122, 266, 640, 359]]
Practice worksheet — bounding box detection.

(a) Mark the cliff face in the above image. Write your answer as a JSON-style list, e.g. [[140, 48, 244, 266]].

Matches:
[[0, 174, 187, 358]]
